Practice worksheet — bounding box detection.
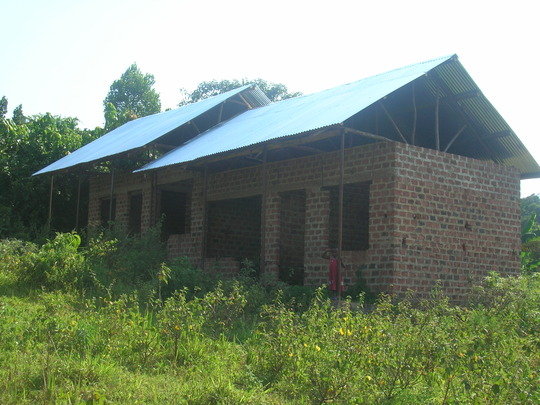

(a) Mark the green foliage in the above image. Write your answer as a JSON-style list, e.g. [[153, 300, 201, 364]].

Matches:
[[103, 63, 161, 130], [521, 194, 540, 226], [12, 104, 26, 124], [1, 250, 539, 404], [6, 232, 84, 289], [0, 96, 7, 118], [0, 107, 99, 238], [84, 224, 166, 297], [521, 212, 540, 273], [179, 78, 302, 106]]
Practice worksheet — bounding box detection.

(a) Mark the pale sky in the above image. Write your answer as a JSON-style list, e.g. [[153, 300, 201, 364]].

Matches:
[[1, 0, 539, 196]]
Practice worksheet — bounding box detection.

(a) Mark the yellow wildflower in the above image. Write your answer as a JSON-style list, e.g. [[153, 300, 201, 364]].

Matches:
[[315, 345, 321, 351]]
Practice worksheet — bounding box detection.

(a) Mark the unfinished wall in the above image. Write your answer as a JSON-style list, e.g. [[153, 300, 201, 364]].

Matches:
[[279, 190, 306, 284], [87, 142, 521, 302], [328, 182, 370, 251], [206, 196, 261, 261], [389, 143, 521, 301]]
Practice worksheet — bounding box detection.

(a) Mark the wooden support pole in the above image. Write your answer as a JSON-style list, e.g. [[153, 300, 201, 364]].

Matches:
[[201, 165, 208, 268], [239, 94, 252, 109], [343, 127, 395, 143], [75, 175, 82, 230], [444, 125, 467, 153], [109, 169, 115, 222], [379, 101, 409, 144], [217, 103, 224, 123], [260, 147, 268, 276], [190, 120, 201, 134], [150, 172, 157, 226], [412, 83, 417, 146], [427, 71, 499, 162], [337, 130, 345, 302], [47, 175, 54, 229], [435, 92, 440, 150]]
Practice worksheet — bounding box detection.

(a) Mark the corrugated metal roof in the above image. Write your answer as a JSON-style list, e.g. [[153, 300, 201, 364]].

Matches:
[[33, 84, 268, 176], [137, 55, 539, 178], [136, 55, 455, 172], [423, 59, 540, 176]]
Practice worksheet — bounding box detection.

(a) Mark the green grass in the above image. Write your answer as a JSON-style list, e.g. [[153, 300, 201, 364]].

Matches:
[[1, 233, 539, 404]]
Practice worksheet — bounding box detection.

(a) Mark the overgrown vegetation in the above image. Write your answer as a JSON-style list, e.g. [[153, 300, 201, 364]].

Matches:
[[521, 195, 540, 272], [1, 230, 539, 404]]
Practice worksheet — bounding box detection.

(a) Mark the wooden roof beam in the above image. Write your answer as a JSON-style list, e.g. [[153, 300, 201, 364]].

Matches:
[[427, 71, 499, 162], [378, 101, 409, 144]]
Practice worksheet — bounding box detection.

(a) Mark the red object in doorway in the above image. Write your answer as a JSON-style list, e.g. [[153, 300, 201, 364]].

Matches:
[[328, 258, 344, 292]]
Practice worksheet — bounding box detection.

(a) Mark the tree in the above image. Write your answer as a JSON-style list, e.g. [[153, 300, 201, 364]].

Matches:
[[103, 63, 161, 130], [0, 112, 96, 238], [12, 104, 26, 125], [521, 194, 540, 226], [179, 78, 301, 106], [0, 96, 7, 119], [520, 194, 540, 272]]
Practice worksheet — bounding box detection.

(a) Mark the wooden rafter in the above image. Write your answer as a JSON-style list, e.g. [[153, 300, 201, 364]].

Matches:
[[239, 94, 252, 109], [190, 120, 201, 134], [187, 126, 341, 168], [217, 103, 224, 123], [444, 125, 467, 152], [343, 127, 395, 143], [427, 71, 499, 162], [291, 145, 323, 154], [378, 101, 409, 144]]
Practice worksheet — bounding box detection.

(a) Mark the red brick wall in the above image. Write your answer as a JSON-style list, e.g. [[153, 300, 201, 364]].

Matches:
[[87, 142, 521, 301], [206, 196, 261, 260], [389, 143, 521, 301]]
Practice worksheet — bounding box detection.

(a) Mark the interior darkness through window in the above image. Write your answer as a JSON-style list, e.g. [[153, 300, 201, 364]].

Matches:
[[128, 193, 142, 234], [329, 182, 370, 251], [160, 190, 188, 238], [100, 198, 116, 226]]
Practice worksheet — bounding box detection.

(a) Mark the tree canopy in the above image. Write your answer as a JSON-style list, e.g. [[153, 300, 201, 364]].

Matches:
[[103, 64, 161, 130], [0, 99, 98, 237], [0, 97, 7, 119], [179, 78, 301, 106]]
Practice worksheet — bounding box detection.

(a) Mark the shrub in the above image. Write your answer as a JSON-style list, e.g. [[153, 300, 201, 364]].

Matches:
[[158, 257, 217, 299], [84, 223, 166, 296], [12, 232, 84, 289]]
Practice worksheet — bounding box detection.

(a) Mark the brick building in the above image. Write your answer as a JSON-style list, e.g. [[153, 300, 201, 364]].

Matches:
[[36, 55, 539, 301]]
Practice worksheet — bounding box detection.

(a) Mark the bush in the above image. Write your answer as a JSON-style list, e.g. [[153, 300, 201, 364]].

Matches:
[[84, 223, 166, 297], [9, 232, 84, 289]]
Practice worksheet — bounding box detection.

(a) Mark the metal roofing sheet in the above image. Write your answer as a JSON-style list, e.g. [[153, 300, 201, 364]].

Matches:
[[136, 55, 455, 172], [33, 84, 257, 176], [425, 58, 540, 176]]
